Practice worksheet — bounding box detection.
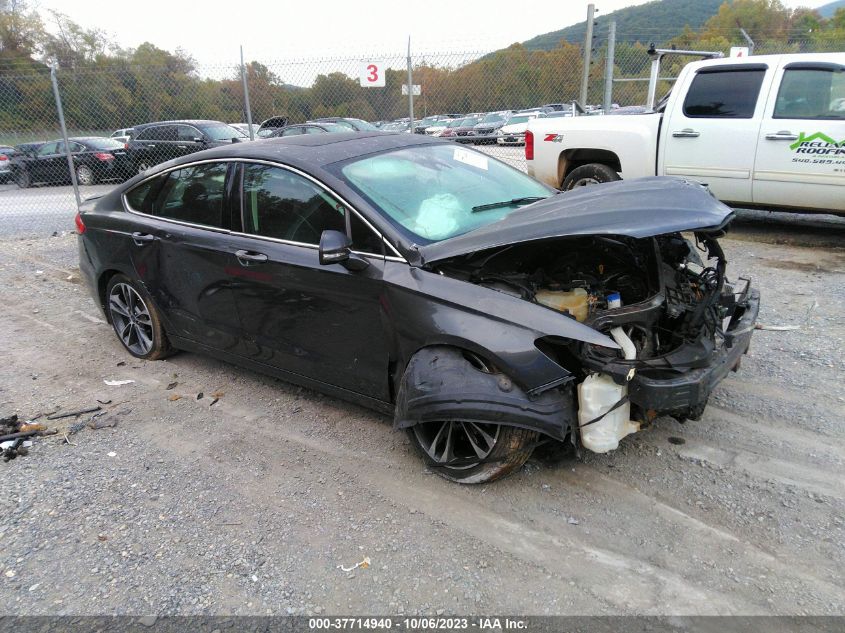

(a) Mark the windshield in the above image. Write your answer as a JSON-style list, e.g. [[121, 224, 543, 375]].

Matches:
[[347, 118, 377, 130], [338, 144, 553, 243], [84, 138, 125, 150], [480, 113, 505, 123], [204, 124, 247, 140], [447, 119, 466, 128], [459, 117, 479, 127], [506, 115, 529, 125]]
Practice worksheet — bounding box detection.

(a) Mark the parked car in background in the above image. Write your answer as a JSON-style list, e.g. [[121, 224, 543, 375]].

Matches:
[[126, 120, 247, 173], [496, 112, 542, 145], [0, 145, 17, 182], [310, 117, 378, 132], [110, 128, 135, 144], [14, 141, 44, 157], [451, 116, 482, 140], [413, 116, 445, 134], [11, 137, 133, 187], [230, 123, 261, 137], [424, 120, 452, 136], [471, 111, 514, 142], [540, 110, 574, 119], [380, 121, 411, 133], [439, 117, 472, 138], [257, 116, 290, 138], [268, 122, 350, 137], [528, 52, 845, 215]]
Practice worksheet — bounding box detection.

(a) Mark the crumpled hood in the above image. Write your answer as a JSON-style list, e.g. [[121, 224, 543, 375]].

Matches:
[[417, 177, 734, 264]]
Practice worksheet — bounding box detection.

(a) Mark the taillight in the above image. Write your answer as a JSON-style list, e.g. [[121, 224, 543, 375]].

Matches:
[[124, 143, 129, 149], [94, 152, 114, 161], [75, 212, 86, 234], [525, 130, 534, 161], [0, 154, 7, 161]]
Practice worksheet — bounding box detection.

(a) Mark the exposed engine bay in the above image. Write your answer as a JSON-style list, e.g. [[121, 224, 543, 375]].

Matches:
[[431, 231, 755, 454]]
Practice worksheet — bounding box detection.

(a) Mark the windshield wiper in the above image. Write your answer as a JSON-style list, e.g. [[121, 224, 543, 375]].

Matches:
[[471, 196, 546, 213]]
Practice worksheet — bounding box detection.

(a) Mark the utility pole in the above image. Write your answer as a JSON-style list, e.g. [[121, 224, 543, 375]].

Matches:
[[580, 3, 596, 108], [407, 37, 415, 132], [603, 20, 616, 114], [240, 46, 255, 140]]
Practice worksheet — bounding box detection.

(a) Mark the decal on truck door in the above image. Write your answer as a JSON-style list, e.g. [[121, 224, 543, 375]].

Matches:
[[790, 132, 845, 171]]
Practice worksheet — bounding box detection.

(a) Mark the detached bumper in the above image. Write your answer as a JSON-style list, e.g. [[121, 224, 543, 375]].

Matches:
[[629, 287, 760, 417]]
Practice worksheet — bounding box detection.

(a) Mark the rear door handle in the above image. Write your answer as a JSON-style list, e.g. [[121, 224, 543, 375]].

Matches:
[[131, 232, 156, 245], [672, 128, 700, 138], [765, 131, 799, 141], [235, 249, 268, 264]]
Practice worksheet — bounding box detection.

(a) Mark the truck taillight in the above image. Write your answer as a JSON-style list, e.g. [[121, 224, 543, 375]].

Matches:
[[75, 212, 86, 234], [525, 130, 534, 161], [94, 152, 115, 161]]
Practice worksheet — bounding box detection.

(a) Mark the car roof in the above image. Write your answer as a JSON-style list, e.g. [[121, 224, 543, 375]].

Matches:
[[164, 131, 443, 169], [134, 120, 225, 129]]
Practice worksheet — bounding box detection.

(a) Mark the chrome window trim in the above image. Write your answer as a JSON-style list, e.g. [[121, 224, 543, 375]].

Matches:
[[121, 156, 407, 262]]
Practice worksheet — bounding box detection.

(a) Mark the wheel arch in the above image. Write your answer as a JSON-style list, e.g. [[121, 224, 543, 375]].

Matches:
[[558, 148, 622, 185]]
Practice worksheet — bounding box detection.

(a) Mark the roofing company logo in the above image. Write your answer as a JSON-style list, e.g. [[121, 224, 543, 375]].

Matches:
[[790, 132, 845, 154]]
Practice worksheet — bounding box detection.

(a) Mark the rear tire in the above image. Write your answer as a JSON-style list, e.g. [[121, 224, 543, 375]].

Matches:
[[562, 163, 620, 190], [105, 274, 174, 361], [15, 168, 31, 189], [76, 164, 97, 186]]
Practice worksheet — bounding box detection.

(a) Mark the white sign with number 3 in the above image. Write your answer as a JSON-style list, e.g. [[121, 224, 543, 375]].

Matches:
[[360, 61, 386, 87]]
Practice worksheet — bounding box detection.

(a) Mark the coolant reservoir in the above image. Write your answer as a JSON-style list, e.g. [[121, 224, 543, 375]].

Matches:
[[577, 374, 640, 454], [535, 288, 589, 322]]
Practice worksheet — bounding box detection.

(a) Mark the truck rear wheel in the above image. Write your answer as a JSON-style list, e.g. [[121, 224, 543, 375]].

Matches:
[[562, 163, 620, 190]]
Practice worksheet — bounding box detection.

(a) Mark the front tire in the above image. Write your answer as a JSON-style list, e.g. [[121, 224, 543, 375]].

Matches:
[[562, 163, 620, 190], [105, 274, 173, 360], [408, 422, 538, 484]]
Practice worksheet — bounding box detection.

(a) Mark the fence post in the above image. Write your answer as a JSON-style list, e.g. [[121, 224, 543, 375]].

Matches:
[[240, 46, 255, 140], [739, 28, 755, 55], [50, 64, 81, 211], [603, 20, 616, 114], [579, 3, 596, 107], [406, 37, 415, 132]]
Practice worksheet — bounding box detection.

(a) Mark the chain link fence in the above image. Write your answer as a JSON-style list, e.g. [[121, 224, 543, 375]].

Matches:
[[1, 35, 842, 239]]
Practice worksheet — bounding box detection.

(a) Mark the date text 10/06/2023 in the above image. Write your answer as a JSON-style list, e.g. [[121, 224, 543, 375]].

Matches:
[[308, 617, 529, 630]]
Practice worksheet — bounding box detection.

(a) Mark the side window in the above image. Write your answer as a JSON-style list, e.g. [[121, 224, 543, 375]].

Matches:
[[69, 142, 85, 153], [125, 176, 163, 214], [774, 68, 845, 119], [38, 142, 58, 156], [177, 125, 201, 141], [683, 69, 765, 118], [241, 164, 347, 244], [135, 128, 153, 141], [349, 213, 384, 255], [281, 127, 303, 137], [304, 126, 324, 134], [149, 163, 229, 228]]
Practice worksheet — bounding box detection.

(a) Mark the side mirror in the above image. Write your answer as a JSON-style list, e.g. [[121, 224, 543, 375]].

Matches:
[[319, 230, 368, 271], [193, 136, 206, 144]]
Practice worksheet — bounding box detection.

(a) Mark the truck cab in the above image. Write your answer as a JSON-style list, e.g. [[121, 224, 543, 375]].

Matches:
[[527, 53, 845, 215]]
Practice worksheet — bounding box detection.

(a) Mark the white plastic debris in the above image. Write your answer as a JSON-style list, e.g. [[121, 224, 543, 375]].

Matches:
[[337, 556, 371, 572], [104, 379, 135, 386], [0, 440, 32, 450], [107, 451, 117, 457]]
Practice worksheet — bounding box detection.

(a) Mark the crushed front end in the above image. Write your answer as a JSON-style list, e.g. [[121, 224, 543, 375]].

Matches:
[[433, 228, 759, 454]]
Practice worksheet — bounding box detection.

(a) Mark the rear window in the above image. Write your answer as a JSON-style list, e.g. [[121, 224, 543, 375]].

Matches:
[[84, 138, 125, 150], [683, 69, 765, 118]]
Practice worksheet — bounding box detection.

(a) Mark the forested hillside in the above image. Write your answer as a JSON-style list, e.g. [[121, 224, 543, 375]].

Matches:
[[521, 0, 725, 50]]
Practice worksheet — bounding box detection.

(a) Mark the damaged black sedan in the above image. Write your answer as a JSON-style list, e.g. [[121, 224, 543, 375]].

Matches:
[[77, 132, 759, 484]]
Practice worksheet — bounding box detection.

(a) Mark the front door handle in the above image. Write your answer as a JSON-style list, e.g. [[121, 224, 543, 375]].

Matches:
[[672, 128, 700, 138], [235, 249, 268, 265], [765, 131, 799, 141], [131, 232, 156, 245]]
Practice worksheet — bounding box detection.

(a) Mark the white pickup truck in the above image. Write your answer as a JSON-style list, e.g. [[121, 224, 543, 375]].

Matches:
[[526, 53, 845, 215]]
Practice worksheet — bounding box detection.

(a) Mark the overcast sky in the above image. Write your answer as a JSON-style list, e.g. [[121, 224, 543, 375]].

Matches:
[[35, 0, 833, 65]]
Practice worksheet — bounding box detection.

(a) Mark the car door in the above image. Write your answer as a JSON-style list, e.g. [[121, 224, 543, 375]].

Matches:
[[121, 161, 245, 350], [31, 141, 61, 183], [661, 64, 770, 204], [226, 161, 392, 400], [752, 59, 845, 212], [175, 124, 205, 158]]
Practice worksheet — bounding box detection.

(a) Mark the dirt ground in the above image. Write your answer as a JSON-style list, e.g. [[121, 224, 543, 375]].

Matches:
[[0, 210, 843, 616]]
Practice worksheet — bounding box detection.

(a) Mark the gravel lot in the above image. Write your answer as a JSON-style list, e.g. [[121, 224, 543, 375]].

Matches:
[[0, 204, 843, 617]]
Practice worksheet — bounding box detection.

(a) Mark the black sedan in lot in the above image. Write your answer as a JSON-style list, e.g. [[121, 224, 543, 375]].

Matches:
[[76, 133, 758, 484], [12, 137, 134, 187]]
